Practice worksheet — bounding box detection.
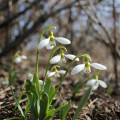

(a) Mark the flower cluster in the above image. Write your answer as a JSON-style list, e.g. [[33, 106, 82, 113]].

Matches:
[[38, 29, 107, 90]]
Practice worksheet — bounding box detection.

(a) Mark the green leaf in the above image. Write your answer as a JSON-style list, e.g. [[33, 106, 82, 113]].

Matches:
[[49, 87, 55, 103], [9, 72, 17, 86], [10, 86, 24, 118], [50, 96, 60, 110], [44, 109, 55, 120], [44, 104, 65, 120], [25, 99, 31, 118], [25, 80, 38, 97], [33, 73, 39, 93], [14, 87, 24, 111], [44, 79, 51, 94], [4, 117, 22, 120], [30, 94, 40, 118], [39, 92, 49, 120], [59, 101, 71, 120], [72, 86, 93, 120]]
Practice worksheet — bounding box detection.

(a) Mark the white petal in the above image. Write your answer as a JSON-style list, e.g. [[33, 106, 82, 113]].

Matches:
[[21, 55, 27, 59], [98, 80, 107, 88], [83, 66, 91, 73], [48, 72, 55, 77], [71, 64, 85, 75], [27, 73, 33, 77], [50, 54, 61, 64], [65, 54, 79, 61], [39, 80, 43, 85], [46, 40, 56, 49], [46, 44, 55, 49], [54, 73, 60, 77], [15, 57, 22, 63], [55, 37, 71, 44], [87, 79, 96, 85], [90, 63, 107, 70], [58, 70, 66, 74], [30, 77, 33, 82], [92, 82, 99, 90], [60, 57, 66, 63], [38, 38, 50, 49]]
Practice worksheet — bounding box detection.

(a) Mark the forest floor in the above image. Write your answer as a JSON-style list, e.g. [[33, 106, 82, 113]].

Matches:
[[0, 51, 120, 120]]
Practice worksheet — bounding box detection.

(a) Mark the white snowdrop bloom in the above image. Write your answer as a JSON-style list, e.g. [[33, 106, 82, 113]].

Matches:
[[38, 36, 71, 50], [21, 55, 27, 59], [15, 57, 22, 63], [71, 62, 107, 75], [50, 53, 79, 64], [47, 70, 66, 78], [27, 73, 33, 78], [87, 79, 107, 90], [15, 55, 27, 63], [39, 80, 44, 85]]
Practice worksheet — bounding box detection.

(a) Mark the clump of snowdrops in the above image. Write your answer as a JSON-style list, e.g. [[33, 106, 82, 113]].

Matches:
[[6, 26, 107, 120]]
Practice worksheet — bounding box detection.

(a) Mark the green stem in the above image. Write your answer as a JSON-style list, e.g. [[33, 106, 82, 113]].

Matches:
[[35, 49, 39, 73], [50, 53, 91, 103], [35, 26, 56, 74], [40, 46, 67, 95]]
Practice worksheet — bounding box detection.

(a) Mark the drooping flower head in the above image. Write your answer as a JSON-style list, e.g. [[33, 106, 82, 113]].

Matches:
[[50, 49, 79, 64], [87, 75, 107, 90], [47, 65, 66, 78], [38, 29, 71, 50], [15, 55, 27, 63], [71, 56, 107, 75]]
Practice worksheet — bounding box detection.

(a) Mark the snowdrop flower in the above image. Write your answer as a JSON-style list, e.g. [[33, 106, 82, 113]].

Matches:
[[39, 80, 44, 85], [47, 69, 66, 78], [50, 49, 79, 64], [15, 55, 27, 63], [87, 76, 107, 90], [38, 30, 71, 50], [71, 57, 107, 75]]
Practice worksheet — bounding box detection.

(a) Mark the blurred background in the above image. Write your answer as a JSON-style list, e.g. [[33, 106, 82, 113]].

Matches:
[[0, 0, 120, 92]]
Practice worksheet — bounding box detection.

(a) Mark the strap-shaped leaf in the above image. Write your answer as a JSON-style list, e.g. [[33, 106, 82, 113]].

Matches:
[[9, 72, 17, 86], [25, 99, 31, 118], [49, 86, 55, 103], [59, 100, 71, 120], [4, 117, 22, 120], [44, 109, 55, 120], [10, 86, 24, 118], [50, 96, 61, 110], [30, 95, 40, 119], [39, 92, 49, 120], [25, 80, 38, 97], [44, 104, 65, 120], [14, 87, 24, 111], [33, 73, 39, 93], [72, 86, 93, 120], [44, 79, 51, 94]]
